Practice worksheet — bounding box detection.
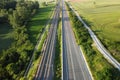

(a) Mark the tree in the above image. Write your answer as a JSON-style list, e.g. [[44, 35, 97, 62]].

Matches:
[[0, 64, 11, 80], [9, 10, 21, 28]]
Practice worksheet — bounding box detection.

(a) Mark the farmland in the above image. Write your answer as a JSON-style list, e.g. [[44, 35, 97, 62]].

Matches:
[[66, 2, 120, 80], [69, 0, 120, 62]]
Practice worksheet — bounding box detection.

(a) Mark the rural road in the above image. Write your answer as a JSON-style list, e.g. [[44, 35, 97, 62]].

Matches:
[[62, 0, 92, 80], [67, 3, 120, 70], [34, 1, 60, 80]]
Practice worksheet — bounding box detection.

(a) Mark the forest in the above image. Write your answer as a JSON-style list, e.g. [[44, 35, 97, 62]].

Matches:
[[0, 0, 39, 79]]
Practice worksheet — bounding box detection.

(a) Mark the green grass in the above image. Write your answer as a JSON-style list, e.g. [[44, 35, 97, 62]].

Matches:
[[39, 0, 54, 3], [27, 3, 55, 45], [0, 23, 14, 52], [69, 0, 120, 62], [69, 0, 120, 41], [25, 2, 56, 79], [54, 15, 62, 80], [66, 3, 120, 80], [31, 0, 55, 7], [81, 45, 120, 80]]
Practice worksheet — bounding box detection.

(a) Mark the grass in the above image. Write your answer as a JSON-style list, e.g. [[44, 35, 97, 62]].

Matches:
[[66, 2, 120, 80], [54, 14, 62, 80], [31, 0, 55, 7], [81, 45, 120, 80], [69, 0, 120, 62], [25, 2, 56, 79], [27, 3, 55, 45], [69, 0, 120, 41], [26, 30, 48, 80], [39, 0, 55, 3], [0, 23, 14, 52]]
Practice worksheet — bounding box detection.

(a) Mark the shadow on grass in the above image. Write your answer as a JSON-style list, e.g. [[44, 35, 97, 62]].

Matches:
[[27, 3, 55, 45], [27, 18, 52, 45], [93, 30, 102, 33], [28, 19, 50, 27], [81, 16, 93, 27], [0, 23, 14, 52], [96, 4, 120, 8], [39, 6, 54, 13]]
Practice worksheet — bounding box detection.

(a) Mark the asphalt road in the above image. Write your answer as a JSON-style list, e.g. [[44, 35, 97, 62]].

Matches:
[[34, 1, 60, 80], [62, 0, 92, 80], [67, 3, 120, 70]]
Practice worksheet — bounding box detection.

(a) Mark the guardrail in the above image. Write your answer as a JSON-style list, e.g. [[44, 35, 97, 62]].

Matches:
[[67, 2, 120, 70]]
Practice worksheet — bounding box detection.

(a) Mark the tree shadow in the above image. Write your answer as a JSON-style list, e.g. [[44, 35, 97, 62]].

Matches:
[[27, 19, 51, 27], [81, 16, 93, 27], [93, 30, 102, 33]]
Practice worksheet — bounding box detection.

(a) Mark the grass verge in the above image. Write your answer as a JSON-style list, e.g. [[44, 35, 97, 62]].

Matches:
[[66, 2, 120, 80], [27, 2, 55, 45], [54, 13, 62, 80], [24, 2, 56, 80], [26, 31, 47, 80]]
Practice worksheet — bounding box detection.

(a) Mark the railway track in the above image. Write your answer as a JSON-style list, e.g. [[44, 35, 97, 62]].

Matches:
[[34, 1, 60, 80]]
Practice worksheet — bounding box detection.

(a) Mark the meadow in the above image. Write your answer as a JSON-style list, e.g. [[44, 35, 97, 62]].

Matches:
[[66, 3, 120, 80], [31, 0, 55, 6], [0, 0, 55, 52], [26, 2, 56, 79], [0, 23, 14, 52], [69, 0, 120, 62], [27, 2, 55, 44]]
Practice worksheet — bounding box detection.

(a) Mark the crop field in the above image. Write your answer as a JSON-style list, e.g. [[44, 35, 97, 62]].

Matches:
[[27, 2, 55, 44], [66, 2, 120, 79], [69, 0, 120, 62], [0, 23, 14, 52], [69, 0, 120, 41]]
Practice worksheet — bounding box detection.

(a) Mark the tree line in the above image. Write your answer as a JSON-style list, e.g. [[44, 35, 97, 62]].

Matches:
[[0, 0, 39, 80]]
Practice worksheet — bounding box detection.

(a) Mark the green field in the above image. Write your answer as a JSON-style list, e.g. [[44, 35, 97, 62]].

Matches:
[[69, 0, 120, 41], [66, 3, 120, 79], [26, 2, 56, 79], [27, 2, 55, 44], [0, 23, 14, 52], [31, 0, 55, 6], [39, 0, 54, 3], [69, 0, 120, 61]]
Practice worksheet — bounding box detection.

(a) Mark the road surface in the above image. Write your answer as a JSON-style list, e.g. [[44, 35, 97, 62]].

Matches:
[[67, 3, 120, 70], [62, 0, 92, 80], [34, 1, 60, 80]]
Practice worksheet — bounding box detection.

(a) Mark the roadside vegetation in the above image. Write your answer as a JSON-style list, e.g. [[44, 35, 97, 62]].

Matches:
[[54, 13, 62, 80], [0, 0, 39, 79], [69, 0, 120, 62], [26, 1, 56, 80], [27, 3, 55, 45], [0, 0, 56, 79], [66, 2, 120, 80]]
